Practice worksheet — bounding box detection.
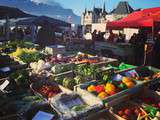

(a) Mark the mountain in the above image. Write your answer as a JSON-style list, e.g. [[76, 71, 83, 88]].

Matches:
[[0, 0, 80, 24]]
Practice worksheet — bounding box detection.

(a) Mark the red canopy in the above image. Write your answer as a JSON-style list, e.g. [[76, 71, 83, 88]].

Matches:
[[107, 7, 160, 29]]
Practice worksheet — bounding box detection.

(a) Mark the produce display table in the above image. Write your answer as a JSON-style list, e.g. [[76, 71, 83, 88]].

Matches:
[[1, 40, 160, 120]]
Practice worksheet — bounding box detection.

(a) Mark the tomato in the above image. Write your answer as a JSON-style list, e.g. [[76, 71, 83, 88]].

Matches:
[[118, 110, 124, 116], [124, 109, 131, 116], [121, 115, 129, 120]]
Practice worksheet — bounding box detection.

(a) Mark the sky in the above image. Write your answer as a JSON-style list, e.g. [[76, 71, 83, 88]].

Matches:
[[32, 0, 160, 15]]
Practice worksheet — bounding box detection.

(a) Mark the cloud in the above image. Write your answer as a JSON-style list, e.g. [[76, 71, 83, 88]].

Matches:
[[30, 0, 49, 4], [30, 0, 60, 6]]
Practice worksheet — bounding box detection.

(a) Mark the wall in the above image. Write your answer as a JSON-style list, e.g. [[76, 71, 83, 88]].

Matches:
[[124, 28, 139, 41], [91, 23, 106, 33]]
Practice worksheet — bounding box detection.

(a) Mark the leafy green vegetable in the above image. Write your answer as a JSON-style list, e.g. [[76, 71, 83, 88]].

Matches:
[[71, 105, 87, 111], [10, 70, 29, 86], [63, 77, 76, 90], [19, 52, 43, 63], [0, 40, 34, 54], [74, 75, 85, 85], [76, 64, 99, 78]]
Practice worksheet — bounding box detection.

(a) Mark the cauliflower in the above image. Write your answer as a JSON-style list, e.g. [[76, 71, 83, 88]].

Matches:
[[37, 60, 45, 72], [30, 62, 38, 71], [44, 62, 51, 69], [51, 64, 62, 74]]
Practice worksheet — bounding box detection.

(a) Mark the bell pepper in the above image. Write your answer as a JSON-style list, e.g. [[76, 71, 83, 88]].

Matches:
[[87, 85, 96, 92], [118, 83, 127, 90], [144, 105, 158, 118], [95, 85, 105, 93]]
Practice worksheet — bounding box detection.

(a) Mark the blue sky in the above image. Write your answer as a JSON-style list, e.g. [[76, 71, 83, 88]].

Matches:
[[33, 0, 160, 15]]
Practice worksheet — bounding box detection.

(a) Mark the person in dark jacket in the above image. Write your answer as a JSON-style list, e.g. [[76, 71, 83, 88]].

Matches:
[[36, 21, 55, 48], [153, 32, 160, 68]]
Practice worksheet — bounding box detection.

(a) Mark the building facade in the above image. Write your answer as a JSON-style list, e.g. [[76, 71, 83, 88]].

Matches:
[[81, 1, 134, 26]]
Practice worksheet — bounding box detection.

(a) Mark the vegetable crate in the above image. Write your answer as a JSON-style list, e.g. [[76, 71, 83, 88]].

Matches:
[[119, 66, 160, 85], [133, 88, 160, 120], [51, 63, 76, 76], [109, 62, 137, 73], [92, 58, 118, 68], [52, 70, 94, 91], [74, 80, 143, 106], [50, 93, 103, 120], [30, 80, 72, 102], [108, 101, 147, 120], [25, 103, 60, 120]]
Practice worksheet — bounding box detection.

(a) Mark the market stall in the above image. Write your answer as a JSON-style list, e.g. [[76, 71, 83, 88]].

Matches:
[[95, 42, 135, 63], [0, 40, 160, 120]]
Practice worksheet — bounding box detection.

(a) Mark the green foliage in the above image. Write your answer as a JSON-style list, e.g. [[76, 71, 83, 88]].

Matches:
[[10, 70, 29, 86], [76, 64, 99, 78], [19, 52, 43, 63], [0, 40, 34, 54], [62, 77, 76, 90]]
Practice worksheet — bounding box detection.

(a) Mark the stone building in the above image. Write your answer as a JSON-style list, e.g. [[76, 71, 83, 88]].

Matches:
[[81, 1, 134, 26]]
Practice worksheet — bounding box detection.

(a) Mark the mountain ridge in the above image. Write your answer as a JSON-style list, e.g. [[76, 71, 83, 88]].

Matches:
[[0, 0, 80, 24]]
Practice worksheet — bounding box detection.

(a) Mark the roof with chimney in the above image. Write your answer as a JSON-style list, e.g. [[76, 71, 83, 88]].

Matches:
[[111, 1, 134, 14]]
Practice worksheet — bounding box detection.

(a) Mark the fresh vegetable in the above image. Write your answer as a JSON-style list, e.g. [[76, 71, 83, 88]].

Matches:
[[62, 77, 76, 90], [98, 92, 108, 99], [71, 105, 87, 111], [9, 47, 43, 63], [10, 70, 29, 86], [76, 64, 99, 78], [54, 76, 64, 84], [87, 85, 96, 92], [105, 83, 116, 95], [144, 105, 158, 118], [116, 105, 145, 120], [30, 60, 51, 74], [37, 85, 61, 99], [95, 85, 105, 93], [122, 77, 135, 88], [74, 75, 85, 85], [51, 63, 73, 74]]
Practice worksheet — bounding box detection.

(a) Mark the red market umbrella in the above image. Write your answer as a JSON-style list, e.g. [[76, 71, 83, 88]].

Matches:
[[107, 7, 160, 29]]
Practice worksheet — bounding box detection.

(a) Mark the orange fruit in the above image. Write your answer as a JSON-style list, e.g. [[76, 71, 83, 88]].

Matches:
[[122, 77, 132, 83], [125, 82, 135, 88]]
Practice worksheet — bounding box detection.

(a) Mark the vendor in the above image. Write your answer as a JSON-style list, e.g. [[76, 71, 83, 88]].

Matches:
[[36, 21, 55, 48], [108, 30, 115, 43], [153, 32, 160, 68]]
